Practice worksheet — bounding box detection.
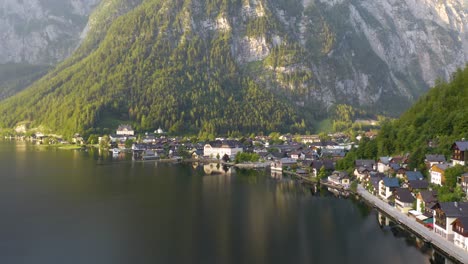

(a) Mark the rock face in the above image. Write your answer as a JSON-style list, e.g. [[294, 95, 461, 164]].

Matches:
[[225, 0, 468, 114], [0, 0, 100, 64]]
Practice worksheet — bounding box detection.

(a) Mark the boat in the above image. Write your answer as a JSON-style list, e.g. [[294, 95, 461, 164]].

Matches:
[[112, 148, 120, 155]]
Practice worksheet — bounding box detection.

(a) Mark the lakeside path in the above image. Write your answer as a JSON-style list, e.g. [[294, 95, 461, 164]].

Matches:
[[357, 185, 468, 263]]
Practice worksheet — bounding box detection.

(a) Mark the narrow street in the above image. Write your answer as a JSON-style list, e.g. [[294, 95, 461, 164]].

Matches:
[[357, 185, 468, 263]]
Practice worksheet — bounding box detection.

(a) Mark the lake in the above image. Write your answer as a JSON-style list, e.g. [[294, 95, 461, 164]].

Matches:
[[0, 141, 446, 263]]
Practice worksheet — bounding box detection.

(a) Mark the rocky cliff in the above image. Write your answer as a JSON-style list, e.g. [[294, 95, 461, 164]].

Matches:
[[0, 0, 100, 64]]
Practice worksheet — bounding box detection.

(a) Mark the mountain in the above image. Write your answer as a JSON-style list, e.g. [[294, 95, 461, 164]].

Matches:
[[0, 0, 100, 64], [0, 0, 467, 136], [0, 0, 101, 100]]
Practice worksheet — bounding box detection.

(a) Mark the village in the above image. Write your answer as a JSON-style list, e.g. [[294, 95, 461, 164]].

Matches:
[[6, 124, 468, 258]]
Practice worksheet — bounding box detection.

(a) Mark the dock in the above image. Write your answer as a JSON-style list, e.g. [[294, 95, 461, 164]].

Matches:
[[357, 185, 468, 263]]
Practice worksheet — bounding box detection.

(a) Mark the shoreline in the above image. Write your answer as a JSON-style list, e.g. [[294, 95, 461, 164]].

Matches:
[[356, 184, 467, 264]]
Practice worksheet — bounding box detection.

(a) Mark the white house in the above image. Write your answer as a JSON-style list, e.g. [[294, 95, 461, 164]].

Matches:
[[452, 217, 468, 251], [379, 177, 400, 200], [377, 157, 392, 173], [204, 140, 243, 159], [116, 124, 134, 136], [394, 188, 415, 213], [432, 202, 468, 242], [430, 163, 451, 186]]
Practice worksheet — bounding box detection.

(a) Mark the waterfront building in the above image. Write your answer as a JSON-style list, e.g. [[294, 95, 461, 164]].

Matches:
[[394, 188, 415, 213], [416, 190, 438, 216], [452, 217, 468, 251], [327, 171, 350, 188], [203, 140, 243, 159], [432, 202, 468, 242], [379, 177, 399, 200]]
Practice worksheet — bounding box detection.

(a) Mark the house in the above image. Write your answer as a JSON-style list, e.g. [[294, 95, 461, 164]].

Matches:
[[321, 148, 346, 160], [116, 124, 134, 136], [354, 166, 371, 182], [425, 154, 446, 168], [142, 133, 157, 143], [258, 152, 276, 161], [327, 171, 350, 188], [416, 190, 438, 216], [355, 159, 376, 170], [432, 202, 468, 241], [406, 180, 429, 192], [452, 217, 468, 251], [430, 163, 451, 186], [290, 151, 305, 160], [390, 163, 406, 177], [394, 188, 415, 213], [368, 176, 384, 195], [310, 160, 335, 177], [403, 171, 424, 182], [379, 177, 400, 200], [155, 127, 165, 134], [460, 173, 468, 194], [270, 158, 297, 171], [203, 140, 243, 159], [451, 141, 468, 166], [72, 133, 84, 144], [377, 157, 392, 173], [191, 149, 204, 160]]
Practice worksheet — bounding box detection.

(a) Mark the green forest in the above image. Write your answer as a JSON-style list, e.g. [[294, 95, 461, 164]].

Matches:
[[337, 66, 468, 172]]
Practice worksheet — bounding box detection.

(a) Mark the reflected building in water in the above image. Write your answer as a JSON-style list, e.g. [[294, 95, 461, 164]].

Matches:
[[203, 163, 232, 175]]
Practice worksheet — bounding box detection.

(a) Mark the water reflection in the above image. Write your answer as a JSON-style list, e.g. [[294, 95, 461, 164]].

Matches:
[[0, 142, 457, 264], [203, 163, 232, 175]]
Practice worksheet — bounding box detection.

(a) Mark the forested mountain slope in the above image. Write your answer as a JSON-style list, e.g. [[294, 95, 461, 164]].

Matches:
[[375, 66, 468, 159], [1, 0, 467, 136]]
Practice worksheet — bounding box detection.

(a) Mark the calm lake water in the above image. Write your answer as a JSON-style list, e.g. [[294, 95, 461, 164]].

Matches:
[[0, 141, 445, 263]]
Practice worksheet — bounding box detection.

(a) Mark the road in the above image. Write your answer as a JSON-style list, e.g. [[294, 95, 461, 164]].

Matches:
[[357, 185, 468, 263]]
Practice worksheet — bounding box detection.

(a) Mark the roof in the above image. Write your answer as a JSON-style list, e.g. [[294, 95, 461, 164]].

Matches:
[[425, 154, 446, 163], [382, 177, 400, 188], [389, 163, 402, 171], [311, 160, 335, 170], [378, 157, 392, 165], [370, 177, 383, 189], [452, 216, 468, 228], [432, 202, 468, 217], [369, 171, 386, 178], [355, 159, 375, 167], [207, 140, 242, 148], [408, 180, 429, 189], [280, 158, 297, 164], [405, 171, 424, 181], [418, 190, 437, 203], [432, 163, 451, 171], [356, 166, 370, 173], [454, 141, 468, 151], [395, 188, 415, 203], [117, 124, 133, 130]]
